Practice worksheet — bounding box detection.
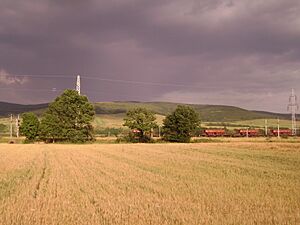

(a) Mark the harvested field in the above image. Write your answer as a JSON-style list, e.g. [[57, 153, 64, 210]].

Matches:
[[0, 143, 299, 225]]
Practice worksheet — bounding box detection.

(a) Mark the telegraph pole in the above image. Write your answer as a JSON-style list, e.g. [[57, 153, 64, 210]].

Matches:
[[277, 118, 280, 139], [10, 114, 13, 139], [158, 126, 161, 138], [76, 75, 81, 95], [287, 88, 298, 136], [265, 119, 268, 136], [15, 114, 20, 138]]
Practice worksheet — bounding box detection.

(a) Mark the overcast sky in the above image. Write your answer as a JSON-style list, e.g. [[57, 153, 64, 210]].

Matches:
[[0, 0, 300, 112]]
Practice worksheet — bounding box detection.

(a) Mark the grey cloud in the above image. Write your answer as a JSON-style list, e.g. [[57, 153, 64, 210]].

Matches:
[[0, 0, 299, 112]]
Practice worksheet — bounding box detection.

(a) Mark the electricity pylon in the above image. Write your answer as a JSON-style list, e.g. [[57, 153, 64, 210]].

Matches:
[[76, 75, 81, 95], [287, 88, 299, 136]]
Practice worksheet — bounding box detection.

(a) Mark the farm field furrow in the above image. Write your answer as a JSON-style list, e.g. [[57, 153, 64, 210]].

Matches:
[[0, 143, 299, 225]]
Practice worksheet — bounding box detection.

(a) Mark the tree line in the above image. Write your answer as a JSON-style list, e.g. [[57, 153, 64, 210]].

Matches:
[[20, 89, 201, 143]]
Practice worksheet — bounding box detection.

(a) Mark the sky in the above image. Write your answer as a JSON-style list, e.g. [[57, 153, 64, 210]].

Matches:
[[0, 0, 300, 112]]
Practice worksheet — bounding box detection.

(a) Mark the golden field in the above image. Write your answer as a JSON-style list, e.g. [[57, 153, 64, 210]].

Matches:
[[0, 143, 299, 225]]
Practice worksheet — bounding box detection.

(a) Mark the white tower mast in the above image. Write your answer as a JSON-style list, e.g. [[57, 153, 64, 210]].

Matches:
[[76, 75, 81, 95], [287, 88, 299, 136]]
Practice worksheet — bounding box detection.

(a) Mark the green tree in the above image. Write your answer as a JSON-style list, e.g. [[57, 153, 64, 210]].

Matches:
[[39, 89, 95, 143], [163, 105, 201, 143], [0, 123, 7, 133], [123, 107, 157, 142], [19, 112, 40, 142]]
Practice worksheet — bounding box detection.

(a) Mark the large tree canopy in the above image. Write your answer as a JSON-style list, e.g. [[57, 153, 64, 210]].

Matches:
[[163, 105, 201, 143], [123, 107, 157, 142], [39, 89, 95, 143], [19, 112, 40, 142]]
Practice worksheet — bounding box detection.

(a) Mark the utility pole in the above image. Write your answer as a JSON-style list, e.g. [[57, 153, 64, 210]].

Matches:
[[10, 114, 13, 139], [277, 118, 280, 139], [158, 126, 161, 138], [15, 114, 20, 138], [287, 88, 298, 136], [76, 75, 81, 95], [246, 127, 249, 138], [265, 119, 268, 136]]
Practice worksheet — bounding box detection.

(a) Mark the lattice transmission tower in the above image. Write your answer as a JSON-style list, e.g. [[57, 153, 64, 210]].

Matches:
[[287, 88, 299, 135], [76, 75, 81, 95]]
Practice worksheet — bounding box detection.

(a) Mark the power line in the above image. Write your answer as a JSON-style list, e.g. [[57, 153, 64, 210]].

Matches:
[[0, 87, 65, 92], [0, 85, 153, 100], [83, 76, 200, 88], [0, 86, 129, 96], [1, 74, 74, 78], [2, 73, 203, 89], [0, 73, 209, 100]]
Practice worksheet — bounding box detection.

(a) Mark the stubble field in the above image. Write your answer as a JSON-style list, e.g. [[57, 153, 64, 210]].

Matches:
[[0, 142, 299, 225]]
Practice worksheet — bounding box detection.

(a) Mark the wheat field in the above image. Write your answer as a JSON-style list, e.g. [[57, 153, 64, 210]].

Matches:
[[0, 143, 299, 225]]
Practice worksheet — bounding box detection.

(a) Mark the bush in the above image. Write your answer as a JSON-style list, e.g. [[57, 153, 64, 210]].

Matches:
[[116, 132, 155, 143]]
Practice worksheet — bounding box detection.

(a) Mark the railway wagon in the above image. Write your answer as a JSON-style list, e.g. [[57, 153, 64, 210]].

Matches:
[[204, 129, 225, 137], [237, 129, 260, 137], [270, 129, 292, 136]]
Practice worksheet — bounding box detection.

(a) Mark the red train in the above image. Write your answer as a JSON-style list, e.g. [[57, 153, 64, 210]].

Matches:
[[203, 129, 295, 137]]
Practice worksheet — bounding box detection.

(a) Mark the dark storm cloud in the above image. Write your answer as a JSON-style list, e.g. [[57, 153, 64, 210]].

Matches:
[[0, 0, 300, 112]]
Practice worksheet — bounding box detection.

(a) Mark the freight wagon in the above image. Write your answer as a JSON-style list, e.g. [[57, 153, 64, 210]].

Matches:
[[237, 129, 260, 137], [204, 129, 225, 137], [270, 129, 292, 136]]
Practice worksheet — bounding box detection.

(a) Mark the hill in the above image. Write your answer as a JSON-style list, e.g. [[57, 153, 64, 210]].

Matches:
[[0, 101, 289, 122], [0, 102, 48, 116], [94, 102, 289, 122], [252, 110, 290, 120]]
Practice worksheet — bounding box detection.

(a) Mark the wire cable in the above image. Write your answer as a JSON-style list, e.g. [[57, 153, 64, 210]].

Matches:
[[2, 73, 202, 88]]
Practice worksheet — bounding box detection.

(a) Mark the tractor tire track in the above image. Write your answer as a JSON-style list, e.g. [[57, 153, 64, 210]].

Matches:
[[33, 151, 48, 199]]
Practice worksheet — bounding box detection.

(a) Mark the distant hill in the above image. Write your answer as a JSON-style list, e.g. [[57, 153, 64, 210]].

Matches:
[[0, 101, 289, 122], [0, 102, 48, 116], [94, 102, 288, 122], [252, 110, 290, 120]]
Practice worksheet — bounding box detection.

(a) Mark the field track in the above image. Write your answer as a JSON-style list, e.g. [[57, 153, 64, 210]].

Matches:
[[0, 143, 299, 225]]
